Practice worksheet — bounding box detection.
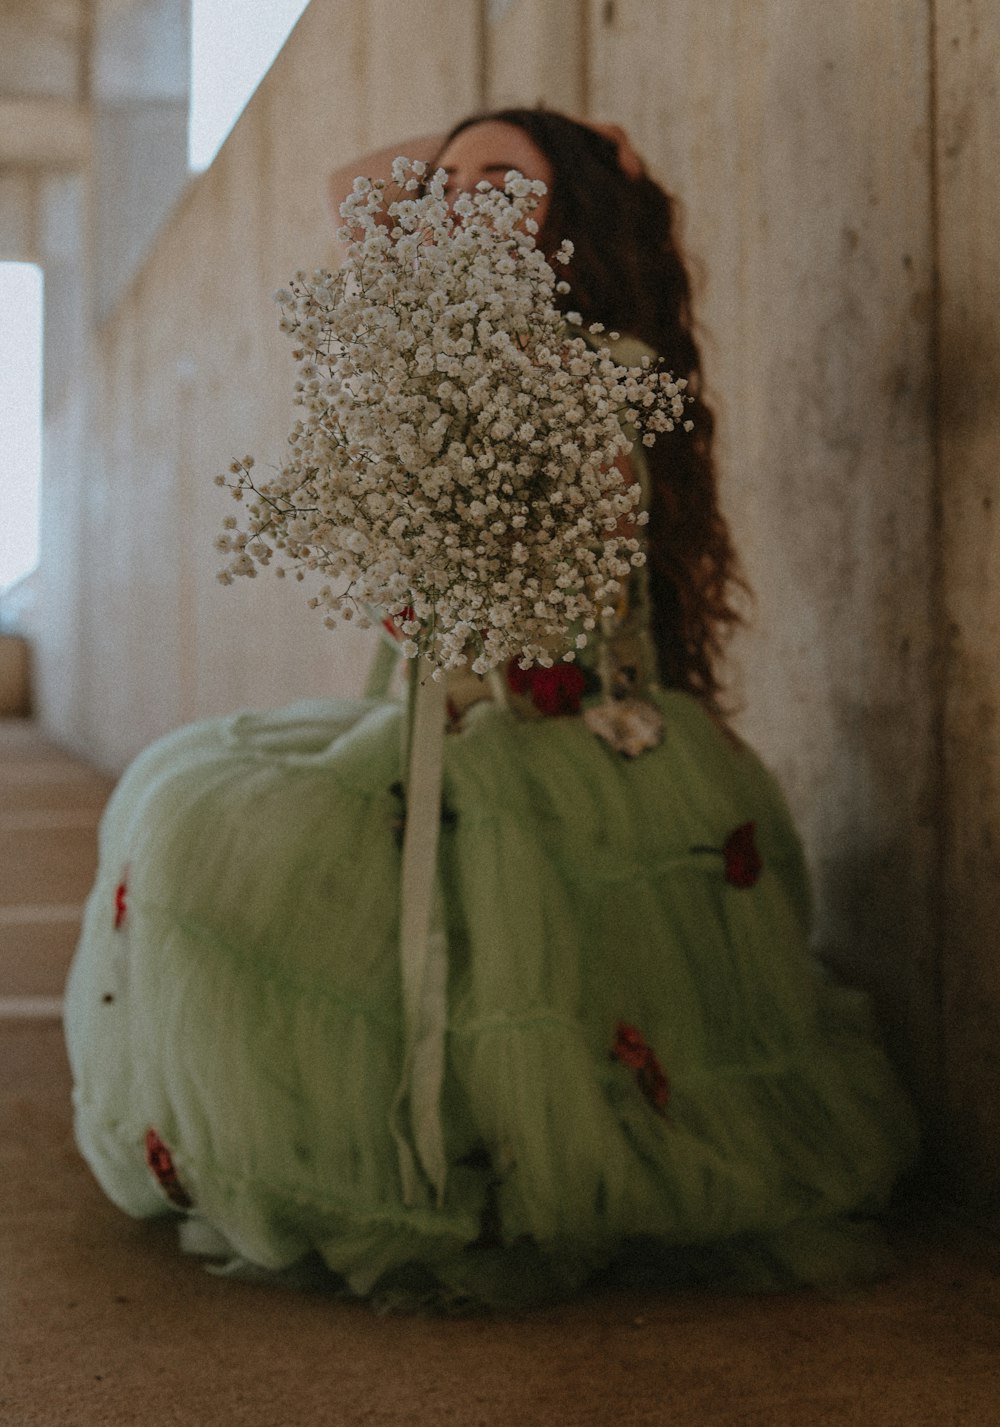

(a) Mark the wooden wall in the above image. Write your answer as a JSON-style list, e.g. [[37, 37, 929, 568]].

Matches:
[[33, 0, 1000, 1202], [589, 0, 943, 1105]]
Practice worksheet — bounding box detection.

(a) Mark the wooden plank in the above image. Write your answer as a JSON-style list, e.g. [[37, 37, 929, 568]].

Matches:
[[936, 0, 1000, 1201]]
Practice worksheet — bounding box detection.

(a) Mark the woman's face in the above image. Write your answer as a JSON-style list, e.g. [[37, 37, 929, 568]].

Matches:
[[436, 121, 553, 229]]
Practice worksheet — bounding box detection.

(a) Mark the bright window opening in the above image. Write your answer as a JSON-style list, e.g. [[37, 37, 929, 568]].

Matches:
[[188, 0, 312, 171], [0, 263, 43, 593]]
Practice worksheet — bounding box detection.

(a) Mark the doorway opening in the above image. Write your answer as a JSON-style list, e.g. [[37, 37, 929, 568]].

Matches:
[[0, 262, 43, 595]]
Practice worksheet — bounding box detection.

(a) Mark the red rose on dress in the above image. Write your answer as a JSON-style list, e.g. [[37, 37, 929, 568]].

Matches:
[[144, 1128, 193, 1209], [611, 1021, 670, 1115], [381, 605, 416, 641], [113, 879, 127, 930], [723, 822, 763, 889], [611, 1020, 649, 1069], [506, 662, 586, 716]]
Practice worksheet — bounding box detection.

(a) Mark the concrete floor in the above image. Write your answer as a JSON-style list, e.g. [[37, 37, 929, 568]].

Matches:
[[2, 716, 999, 1427]]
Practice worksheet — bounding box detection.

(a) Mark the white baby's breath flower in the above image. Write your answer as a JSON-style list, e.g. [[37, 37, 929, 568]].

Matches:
[[215, 159, 692, 673]]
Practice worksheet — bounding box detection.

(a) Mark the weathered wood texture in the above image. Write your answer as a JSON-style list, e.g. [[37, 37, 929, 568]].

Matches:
[[589, 0, 941, 1097], [36, 0, 481, 768], [935, 0, 1000, 1201]]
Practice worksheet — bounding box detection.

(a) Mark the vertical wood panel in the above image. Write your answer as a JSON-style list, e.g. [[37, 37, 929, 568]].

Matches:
[[182, 0, 377, 726], [364, 0, 483, 141], [485, 0, 586, 113], [588, 0, 939, 1093], [936, 0, 1000, 1199], [43, 0, 488, 768]]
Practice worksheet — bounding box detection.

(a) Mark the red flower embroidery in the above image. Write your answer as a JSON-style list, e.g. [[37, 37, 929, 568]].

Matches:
[[113, 880, 128, 930], [144, 1128, 193, 1209], [506, 661, 587, 717], [611, 1021, 670, 1115], [610, 1021, 649, 1070], [723, 822, 763, 889], [382, 605, 416, 641]]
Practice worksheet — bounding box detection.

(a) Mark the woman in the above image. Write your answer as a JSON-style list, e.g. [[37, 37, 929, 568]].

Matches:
[[65, 109, 919, 1310]]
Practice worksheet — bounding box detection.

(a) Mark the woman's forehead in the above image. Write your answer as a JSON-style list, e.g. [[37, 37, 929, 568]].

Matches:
[[438, 121, 552, 180]]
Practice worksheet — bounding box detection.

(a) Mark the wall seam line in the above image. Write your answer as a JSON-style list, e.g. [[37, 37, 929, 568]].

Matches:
[[477, 0, 489, 112], [925, 0, 949, 1127]]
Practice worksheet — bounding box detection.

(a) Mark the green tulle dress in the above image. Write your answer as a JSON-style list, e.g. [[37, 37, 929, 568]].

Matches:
[[64, 429, 920, 1310]]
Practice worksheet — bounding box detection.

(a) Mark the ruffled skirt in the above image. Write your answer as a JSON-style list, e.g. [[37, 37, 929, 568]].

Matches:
[[65, 690, 919, 1308]]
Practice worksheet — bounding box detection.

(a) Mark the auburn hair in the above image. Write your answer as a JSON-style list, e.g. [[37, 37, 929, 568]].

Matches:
[[440, 108, 747, 709]]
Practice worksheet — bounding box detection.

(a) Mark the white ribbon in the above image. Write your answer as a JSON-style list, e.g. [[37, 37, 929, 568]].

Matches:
[[389, 658, 449, 1206]]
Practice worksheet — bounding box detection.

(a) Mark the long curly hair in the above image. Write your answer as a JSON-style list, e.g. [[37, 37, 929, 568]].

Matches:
[[439, 108, 747, 709]]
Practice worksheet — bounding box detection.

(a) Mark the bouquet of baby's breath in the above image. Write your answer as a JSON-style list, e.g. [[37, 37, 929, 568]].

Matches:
[[216, 159, 690, 675]]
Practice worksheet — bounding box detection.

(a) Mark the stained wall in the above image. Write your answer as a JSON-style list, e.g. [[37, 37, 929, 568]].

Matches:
[[590, 0, 944, 1116], [936, 0, 1000, 1199]]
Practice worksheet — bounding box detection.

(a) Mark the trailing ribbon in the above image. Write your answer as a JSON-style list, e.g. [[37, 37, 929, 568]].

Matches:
[[389, 657, 450, 1207]]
